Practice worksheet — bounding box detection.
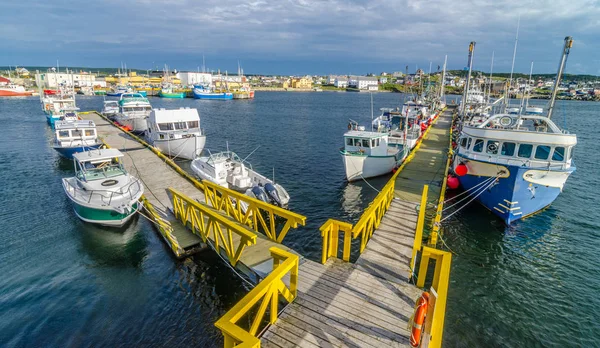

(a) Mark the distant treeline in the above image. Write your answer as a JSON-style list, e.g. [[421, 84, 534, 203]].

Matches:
[[446, 70, 598, 82]]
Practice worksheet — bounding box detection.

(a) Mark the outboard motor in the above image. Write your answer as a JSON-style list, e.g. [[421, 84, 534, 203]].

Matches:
[[264, 183, 282, 206], [251, 185, 269, 203]]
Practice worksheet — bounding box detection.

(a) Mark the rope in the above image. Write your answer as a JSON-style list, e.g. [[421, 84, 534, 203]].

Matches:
[[442, 175, 498, 212], [439, 175, 498, 222], [443, 174, 496, 204]]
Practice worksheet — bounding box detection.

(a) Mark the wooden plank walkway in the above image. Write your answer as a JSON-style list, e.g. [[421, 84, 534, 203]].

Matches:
[[260, 108, 455, 347], [81, 112, 295, 281]]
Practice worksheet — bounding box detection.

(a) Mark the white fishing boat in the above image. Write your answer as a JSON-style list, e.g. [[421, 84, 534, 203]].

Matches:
[[191, 151, 290, 207], [53, 120, 102, 159], [62, 148, 144, 227], [113, 93, 152, 132], [341, 122, 405, 181], [145, 108, 206, 160], [102, 100, 119, 118]]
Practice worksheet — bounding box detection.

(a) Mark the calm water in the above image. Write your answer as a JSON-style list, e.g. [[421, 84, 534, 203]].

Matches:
[[0, 93, 597, 347]]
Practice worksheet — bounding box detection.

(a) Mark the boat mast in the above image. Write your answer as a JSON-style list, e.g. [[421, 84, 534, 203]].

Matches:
[[440, 55, 447, 100], [370, 92, 374, 131], [525, 61, 534, 110], [547, 36, 573, 120], [460, 41, 476, 117], [487, 51, 494, 103], [518, 61, 533, 115], [506, 16, 520, 108]]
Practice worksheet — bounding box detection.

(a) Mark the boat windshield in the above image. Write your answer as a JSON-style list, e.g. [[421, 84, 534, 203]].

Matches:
[[206, 151, 251, 168], [78, 159, 126, 181]]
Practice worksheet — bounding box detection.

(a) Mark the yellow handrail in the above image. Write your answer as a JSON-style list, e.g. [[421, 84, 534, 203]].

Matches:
[[415, 246, 452, 348], [320, 219, 353, 263], [140, 195, 185, 257], [429, 108, 454, 245], [203, 180, 306, 243], [170, 187, 257, 266], [410, 185, 429, 275], [215, 247, 298, 348], [351, 178, 395, 253]]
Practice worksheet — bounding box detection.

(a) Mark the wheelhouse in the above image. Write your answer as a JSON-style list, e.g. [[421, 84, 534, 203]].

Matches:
[[54, 120, 97, 145], [147, 107, 202, 140], [343, 131, 390, 156], [73, 149, 126, 182]]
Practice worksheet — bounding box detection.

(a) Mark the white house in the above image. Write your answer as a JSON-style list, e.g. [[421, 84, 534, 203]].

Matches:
[[334, 78, 348, 88], [367, 84, 379, 91], [379, 77, 388, 84], [35, 71, 96, 88], [177, 72, 213, 86], [349, 76, 378, 90]]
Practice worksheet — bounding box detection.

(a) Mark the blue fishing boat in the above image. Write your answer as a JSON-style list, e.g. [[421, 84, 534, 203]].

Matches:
[[192, 85, 233, 100], [453, 37, 577, 224], [52, 120, 102, 158], [45, 99, 78, 127]]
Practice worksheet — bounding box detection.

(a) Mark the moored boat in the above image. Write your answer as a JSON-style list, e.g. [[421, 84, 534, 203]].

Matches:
[[341, 122, 405, 181], [159, 85, 186, 98], [0, 83, 34, 97], [144, 108, 206, 160], [192, 85, 233, 100], [191, 151, 290, 207], [102, 100, 119, 118], [113, 93, 152, 132], [62, 148, 143, 227], [52, 120, 102, 159]]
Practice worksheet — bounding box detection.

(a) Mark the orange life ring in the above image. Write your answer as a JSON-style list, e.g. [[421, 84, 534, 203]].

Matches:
[[410, 292, 429, 347]]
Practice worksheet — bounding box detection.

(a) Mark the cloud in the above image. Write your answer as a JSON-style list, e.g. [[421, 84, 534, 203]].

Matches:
[[1, 0, 599, 74]]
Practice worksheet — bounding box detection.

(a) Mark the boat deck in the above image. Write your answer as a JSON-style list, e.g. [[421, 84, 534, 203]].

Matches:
[[81, 112, 296, 281]]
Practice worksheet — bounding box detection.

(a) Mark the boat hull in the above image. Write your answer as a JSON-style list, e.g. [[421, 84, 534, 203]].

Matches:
[[149, 135, 206, 160], [233, 91, 255, 99], [46, 114, 61, 126], [114, 115, 148, 133], [53, 143, 102, 159], [192, 90, 233, 100], [72, 201, 141, 227], [455, 156, 574, 224], [159, 92, 186, 98], [0, 89, 33, 97], [342, 152, 400, 181]]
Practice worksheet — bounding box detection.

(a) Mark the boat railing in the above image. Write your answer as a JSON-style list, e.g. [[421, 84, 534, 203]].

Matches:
[[67, 177, 143, 206]]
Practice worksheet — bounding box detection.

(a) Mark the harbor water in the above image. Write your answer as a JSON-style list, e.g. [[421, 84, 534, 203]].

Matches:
[[0, 93, 598, 347]]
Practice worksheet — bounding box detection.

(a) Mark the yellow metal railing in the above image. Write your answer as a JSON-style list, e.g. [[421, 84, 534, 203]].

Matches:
[[320, 219, 353, 263], [410, 185, 429, 275], [429, 108, 454, 245], [215, 247, 298, 348], [170, 187, 257, 266], [415, 246, 452, 348], [140, 195, 185, 257], [203, 181, 306, 243], [351, 178, 395, 253]]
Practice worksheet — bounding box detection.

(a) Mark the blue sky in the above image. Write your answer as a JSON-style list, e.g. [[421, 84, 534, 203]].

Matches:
[[1, 0, 599, 75]]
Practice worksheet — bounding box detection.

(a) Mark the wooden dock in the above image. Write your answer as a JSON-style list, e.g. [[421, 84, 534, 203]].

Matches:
[[81, 112, 300, 282], [257, 108, 455, 347]]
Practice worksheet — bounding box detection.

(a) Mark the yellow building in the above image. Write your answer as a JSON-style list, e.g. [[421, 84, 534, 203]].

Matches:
[[283, 77, 312, 89], [105, 72, 171, 86]]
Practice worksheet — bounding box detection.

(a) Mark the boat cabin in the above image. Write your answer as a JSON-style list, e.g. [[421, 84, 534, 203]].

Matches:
[[73, 149, 127, 185], [343, 130, 391, 156], [49, 98, 77, 115], [119, 93, 151, 114], [457, 114, 577, 170], [55, 120, 98, 146], [147, 108, 201, 140]]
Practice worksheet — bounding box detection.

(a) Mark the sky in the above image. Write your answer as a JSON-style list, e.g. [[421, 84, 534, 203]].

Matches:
[[1, 0, 599, 75]]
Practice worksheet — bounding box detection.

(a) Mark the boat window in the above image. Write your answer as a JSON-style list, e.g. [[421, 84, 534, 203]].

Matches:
[[188, 121, 199, 129], [486, 140, 499, 155], [371, 139, 376, 147], [472, 139, 484, 153], [71, 130, 82, 137], [460, 137, 467, 148], [362, 139, 370, 148], [84, 129, 95, 137], [376, 138, 380, 147], [518, 144, 533, 158], [346, 138, 353, 146], [568, 147, 574, 160], [354, 139, 361, 146], [174, 122, 187, 130], [58, 130, 70, 138], [467, 138, 472, 149], [159, 134, 165, 140], [158, 123, 174, 131], [501, 142, 516, 156], [534, 145, 551, 160], [552, 147, 565, 161]]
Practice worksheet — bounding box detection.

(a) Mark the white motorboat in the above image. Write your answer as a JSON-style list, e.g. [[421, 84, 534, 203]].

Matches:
[[62, 148, 144, 227], [191, 151, 290, 207], [102, 100, 119, 118], [113, 93, 152, 132], [341, 122, 406, 181], [53, 120, 102, 159], [145, 108, 206, 160]]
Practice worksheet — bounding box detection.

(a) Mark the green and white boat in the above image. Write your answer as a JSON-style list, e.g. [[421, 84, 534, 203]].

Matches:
[[62, 148, 144, 227]]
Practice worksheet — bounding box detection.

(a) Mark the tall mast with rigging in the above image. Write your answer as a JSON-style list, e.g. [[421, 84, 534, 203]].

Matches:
[[547, 36, 573, 120], [460, 41, 476, 117]]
